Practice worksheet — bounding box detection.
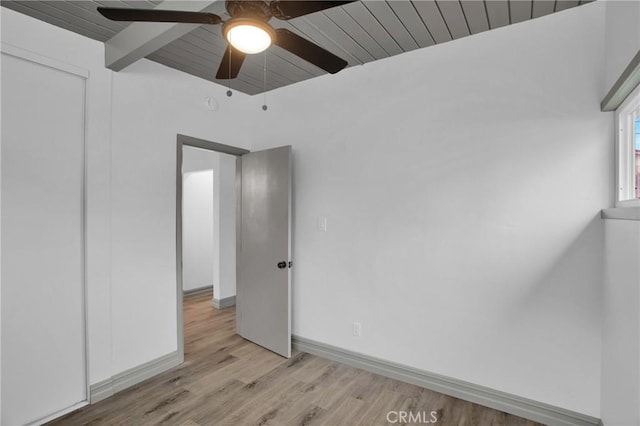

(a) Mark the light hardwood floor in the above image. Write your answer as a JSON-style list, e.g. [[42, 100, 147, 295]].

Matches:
[[50, 294, 542, 425]]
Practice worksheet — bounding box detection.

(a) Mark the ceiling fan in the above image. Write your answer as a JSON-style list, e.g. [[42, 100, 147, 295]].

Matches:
[[97, 1, 356, 79]]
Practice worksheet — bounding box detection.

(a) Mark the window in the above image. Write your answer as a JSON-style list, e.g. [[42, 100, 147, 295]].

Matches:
[[616, 83, 640, 205]]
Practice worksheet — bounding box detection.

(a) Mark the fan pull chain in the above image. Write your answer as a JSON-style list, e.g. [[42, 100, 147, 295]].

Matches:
[[262, 50, 268, 111], [226, 47, 232, 97]]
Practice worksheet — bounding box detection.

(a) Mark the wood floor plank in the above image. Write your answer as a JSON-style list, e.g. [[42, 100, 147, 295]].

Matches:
[[356, 389, 406, 425], [48, 294, 543, 426], [322, 395, 370, 424]]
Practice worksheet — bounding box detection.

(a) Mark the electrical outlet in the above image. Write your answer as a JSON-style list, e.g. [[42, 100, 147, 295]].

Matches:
[[352, 322, 362, 337]]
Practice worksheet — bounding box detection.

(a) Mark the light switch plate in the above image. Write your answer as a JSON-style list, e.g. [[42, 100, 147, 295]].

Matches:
[[352, 322, 361, 337], [318, 216, 328, 232]]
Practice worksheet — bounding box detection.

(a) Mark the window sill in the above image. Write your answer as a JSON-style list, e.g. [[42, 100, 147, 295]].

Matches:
[[601, 205, 640, 221]]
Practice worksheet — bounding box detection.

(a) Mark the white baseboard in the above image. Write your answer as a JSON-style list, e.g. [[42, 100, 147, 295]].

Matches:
[[292, 336, 601, 426], [212, 295, 236, 309], [183, 286, 213, 298], [90, 351, 182, 404]]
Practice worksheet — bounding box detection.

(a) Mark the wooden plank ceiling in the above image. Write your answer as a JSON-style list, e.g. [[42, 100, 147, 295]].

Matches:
[[2, 0, 592, 95]]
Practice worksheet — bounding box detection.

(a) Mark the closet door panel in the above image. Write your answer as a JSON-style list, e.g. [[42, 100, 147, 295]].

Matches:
[[1, 53, 86, 425]]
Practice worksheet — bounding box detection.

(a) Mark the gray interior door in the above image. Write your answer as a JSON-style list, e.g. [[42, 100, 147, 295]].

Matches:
[[237, 146, 291, 358]]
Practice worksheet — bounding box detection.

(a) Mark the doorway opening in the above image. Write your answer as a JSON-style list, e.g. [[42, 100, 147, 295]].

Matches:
[[177, 136, 293, 360], [182, 166, 215, 298], [176, 135, 249, 362]]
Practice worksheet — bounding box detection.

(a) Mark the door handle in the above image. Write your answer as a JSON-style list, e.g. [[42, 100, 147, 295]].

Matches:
[[277, 261, 287, 269]]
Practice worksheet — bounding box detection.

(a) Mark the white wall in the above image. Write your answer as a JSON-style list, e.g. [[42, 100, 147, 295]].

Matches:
[[602, 219, 640, 426], [603, 0, 640, 96], [217, 153, 237, 300], [109, 57, 250, 374], [249, 2, 611, 417], [1, 7, 253, 387], [183, 145, 221, 174], [183, 170, 215, 292], [182, 146, 218, 293], [181, 145, 236, 301], [601, 2, 640, 424]]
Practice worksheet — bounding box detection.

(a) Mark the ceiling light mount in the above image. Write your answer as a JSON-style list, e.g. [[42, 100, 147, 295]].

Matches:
[[222, 18, 275, 55], [225, 0, 271, 22]]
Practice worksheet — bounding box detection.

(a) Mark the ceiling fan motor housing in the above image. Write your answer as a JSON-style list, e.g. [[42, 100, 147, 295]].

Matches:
[[225, 0, 272, 21]]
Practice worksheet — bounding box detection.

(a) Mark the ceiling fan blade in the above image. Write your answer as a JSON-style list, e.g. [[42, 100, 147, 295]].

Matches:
[[274, 29, 347, 74], [215, 46, 246, 79], [270, 1, 357, 20], [97, 7, 222, 25]]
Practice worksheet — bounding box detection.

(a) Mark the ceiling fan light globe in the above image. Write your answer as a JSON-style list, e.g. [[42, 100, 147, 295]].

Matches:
[[225, 22, 273, 54]]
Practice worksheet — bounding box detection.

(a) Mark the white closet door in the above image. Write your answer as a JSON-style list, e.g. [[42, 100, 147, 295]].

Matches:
[[1, 53, 87, 425]]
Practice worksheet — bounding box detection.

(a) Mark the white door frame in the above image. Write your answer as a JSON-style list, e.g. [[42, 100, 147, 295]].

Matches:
[[1, 42, 91, 424], [175, 134, 249, 362]]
